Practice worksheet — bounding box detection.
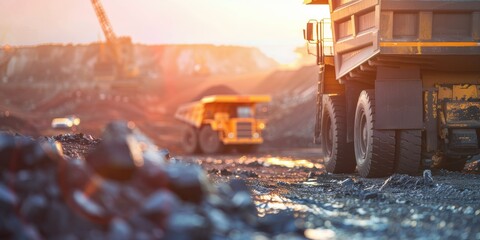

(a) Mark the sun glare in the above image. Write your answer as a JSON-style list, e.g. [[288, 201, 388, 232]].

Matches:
[[0, 0, 329, 65]]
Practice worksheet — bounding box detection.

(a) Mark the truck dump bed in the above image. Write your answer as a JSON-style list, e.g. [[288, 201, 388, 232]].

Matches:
[[308, 0, 480, 79], [175, 95, 271, 127]]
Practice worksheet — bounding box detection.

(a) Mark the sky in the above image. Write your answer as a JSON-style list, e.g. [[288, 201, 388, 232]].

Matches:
[[0, 0, 329, 64]]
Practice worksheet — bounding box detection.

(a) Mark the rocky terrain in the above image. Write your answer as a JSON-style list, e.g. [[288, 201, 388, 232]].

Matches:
[[0, 123, 307, 239], [1, 124, 478, 239]]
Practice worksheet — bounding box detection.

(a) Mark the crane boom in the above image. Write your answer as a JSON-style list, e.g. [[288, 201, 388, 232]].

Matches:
[[90, 0, 138, 88], [90, 0, 124, 67], [90, 0, 117, 44], [0, 46, 14, 80]]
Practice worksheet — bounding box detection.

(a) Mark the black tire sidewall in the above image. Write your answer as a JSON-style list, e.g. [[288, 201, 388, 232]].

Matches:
[[354, 91, 373, 175], [322, 98, 338, 171], [182, 126, 200, 154], [320, 95, 356, 173], [199, 125, 223, 154]]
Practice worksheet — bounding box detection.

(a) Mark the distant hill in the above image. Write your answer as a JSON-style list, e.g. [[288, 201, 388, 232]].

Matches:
[[4, 43, 278, 85], [191, 84, 238, 102], [251, 65, 319, 147], [0, 41, 322, 149]]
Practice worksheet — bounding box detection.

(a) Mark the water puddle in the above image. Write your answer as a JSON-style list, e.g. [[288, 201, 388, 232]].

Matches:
[[260, 157, 323, 169]]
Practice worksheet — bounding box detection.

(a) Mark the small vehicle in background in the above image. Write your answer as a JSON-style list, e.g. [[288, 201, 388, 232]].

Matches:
[[51, 115, 80, 130]]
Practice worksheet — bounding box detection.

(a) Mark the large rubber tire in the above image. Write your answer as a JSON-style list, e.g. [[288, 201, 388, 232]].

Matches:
[[321, 95, 356, 173], [199, 125, 224, 154], [395, 130, 422, 175], [354, 90, 396, 178], [235, 144, 259, 154], [181, 126, 201, 154]]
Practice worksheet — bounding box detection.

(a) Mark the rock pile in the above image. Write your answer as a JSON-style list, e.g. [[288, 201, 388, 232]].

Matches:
[[0, 121, 304, 239]]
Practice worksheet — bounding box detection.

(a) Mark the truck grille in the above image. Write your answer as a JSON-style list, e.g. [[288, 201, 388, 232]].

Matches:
[[236, 122, 252, 138]]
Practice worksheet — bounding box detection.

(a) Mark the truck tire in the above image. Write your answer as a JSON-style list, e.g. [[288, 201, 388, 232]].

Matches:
[[199, 125, 224, 154], [181, 126, 200, 154], [321, 95, 356, 173], [395, 130, 422, 175], [354, 90, 396, 178], [235, 144, 259, 154]]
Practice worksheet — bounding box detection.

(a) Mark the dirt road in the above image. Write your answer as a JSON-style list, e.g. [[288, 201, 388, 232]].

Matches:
[[180, 148, 480, 239]]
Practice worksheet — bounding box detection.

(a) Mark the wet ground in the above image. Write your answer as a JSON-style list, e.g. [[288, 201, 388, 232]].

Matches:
[[180, 148, 480, 240], [4, 130, 478, 239]]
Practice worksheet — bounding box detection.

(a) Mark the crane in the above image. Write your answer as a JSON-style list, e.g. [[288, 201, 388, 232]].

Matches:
[[90, 0, 137, 86], [0, 45, 14, 82]]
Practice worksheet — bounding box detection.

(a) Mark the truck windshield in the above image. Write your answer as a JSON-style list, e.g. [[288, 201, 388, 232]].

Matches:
[[237, 106, 252, 118]]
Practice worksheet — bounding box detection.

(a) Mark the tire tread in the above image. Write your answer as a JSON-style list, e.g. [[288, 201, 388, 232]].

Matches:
[[322, 95, 356, 173], [396, 130, 422, 175], [356, 90, 396, 178]]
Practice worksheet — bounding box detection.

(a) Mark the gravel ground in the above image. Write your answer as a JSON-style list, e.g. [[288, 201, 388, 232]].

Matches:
[[180, 148, 480, 240], [2, 130, 479, 239]]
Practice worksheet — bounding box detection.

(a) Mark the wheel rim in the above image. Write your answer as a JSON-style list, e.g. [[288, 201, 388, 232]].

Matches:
[[322, 115, 333, 157], [359, 110, 367, 158], [355, 107, 368, 165]]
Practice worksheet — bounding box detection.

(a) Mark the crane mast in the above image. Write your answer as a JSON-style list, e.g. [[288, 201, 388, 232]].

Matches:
[[90, 0, 123, 67], [0, 46, 14, 81], [90, 0, 117, 43], [90, 0, 138, 89]]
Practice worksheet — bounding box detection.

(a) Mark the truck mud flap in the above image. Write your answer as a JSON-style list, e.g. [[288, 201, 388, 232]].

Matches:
[[375, 67, 423, 130]]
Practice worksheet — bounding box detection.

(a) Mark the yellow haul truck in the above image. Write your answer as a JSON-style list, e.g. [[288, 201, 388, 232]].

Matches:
[[175, 95, 271, 154], [304, 0, 480, 177]]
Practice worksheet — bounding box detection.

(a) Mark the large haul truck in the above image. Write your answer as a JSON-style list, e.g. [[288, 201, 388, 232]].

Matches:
[[303, 0, 480, 177], [175, 95, 271, 154]]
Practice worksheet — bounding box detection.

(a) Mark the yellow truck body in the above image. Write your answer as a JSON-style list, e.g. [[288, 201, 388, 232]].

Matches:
[[175, 95, 271, 154], [303, 0, 480, 177]]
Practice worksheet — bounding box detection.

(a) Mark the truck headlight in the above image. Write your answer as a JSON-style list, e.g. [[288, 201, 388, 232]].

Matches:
[[253, 133, 260, 139], [258, 123, 266, 130], [228, 133, 235, 138]]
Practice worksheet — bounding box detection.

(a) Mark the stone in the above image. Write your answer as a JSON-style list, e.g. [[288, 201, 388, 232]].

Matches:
[[20, 194, 48, 224], [135, 160, 168, 190], [60, 158, 93, 191], [73, 190, 107, 218], [86, 120, 168, 181], [362, 191, 379, 200], [0, 183, 17, 206], [159, 149, 171, 159], [423, 170, 434, 186], [164, 207, 212, 240], [256, 212, 300, 236], [220, 169, 233, 176], [339, 178, 354, 187], [166, 164, 211, 204], [142, 190, 180, 226], [206, 207, 231, 234], [85, 122, 144, 181], [0, 134, 62, 171], [108, 218, 132, 240]]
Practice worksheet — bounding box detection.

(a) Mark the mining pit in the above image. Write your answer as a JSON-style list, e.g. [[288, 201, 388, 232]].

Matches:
[[1, 44, 479, 239]]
